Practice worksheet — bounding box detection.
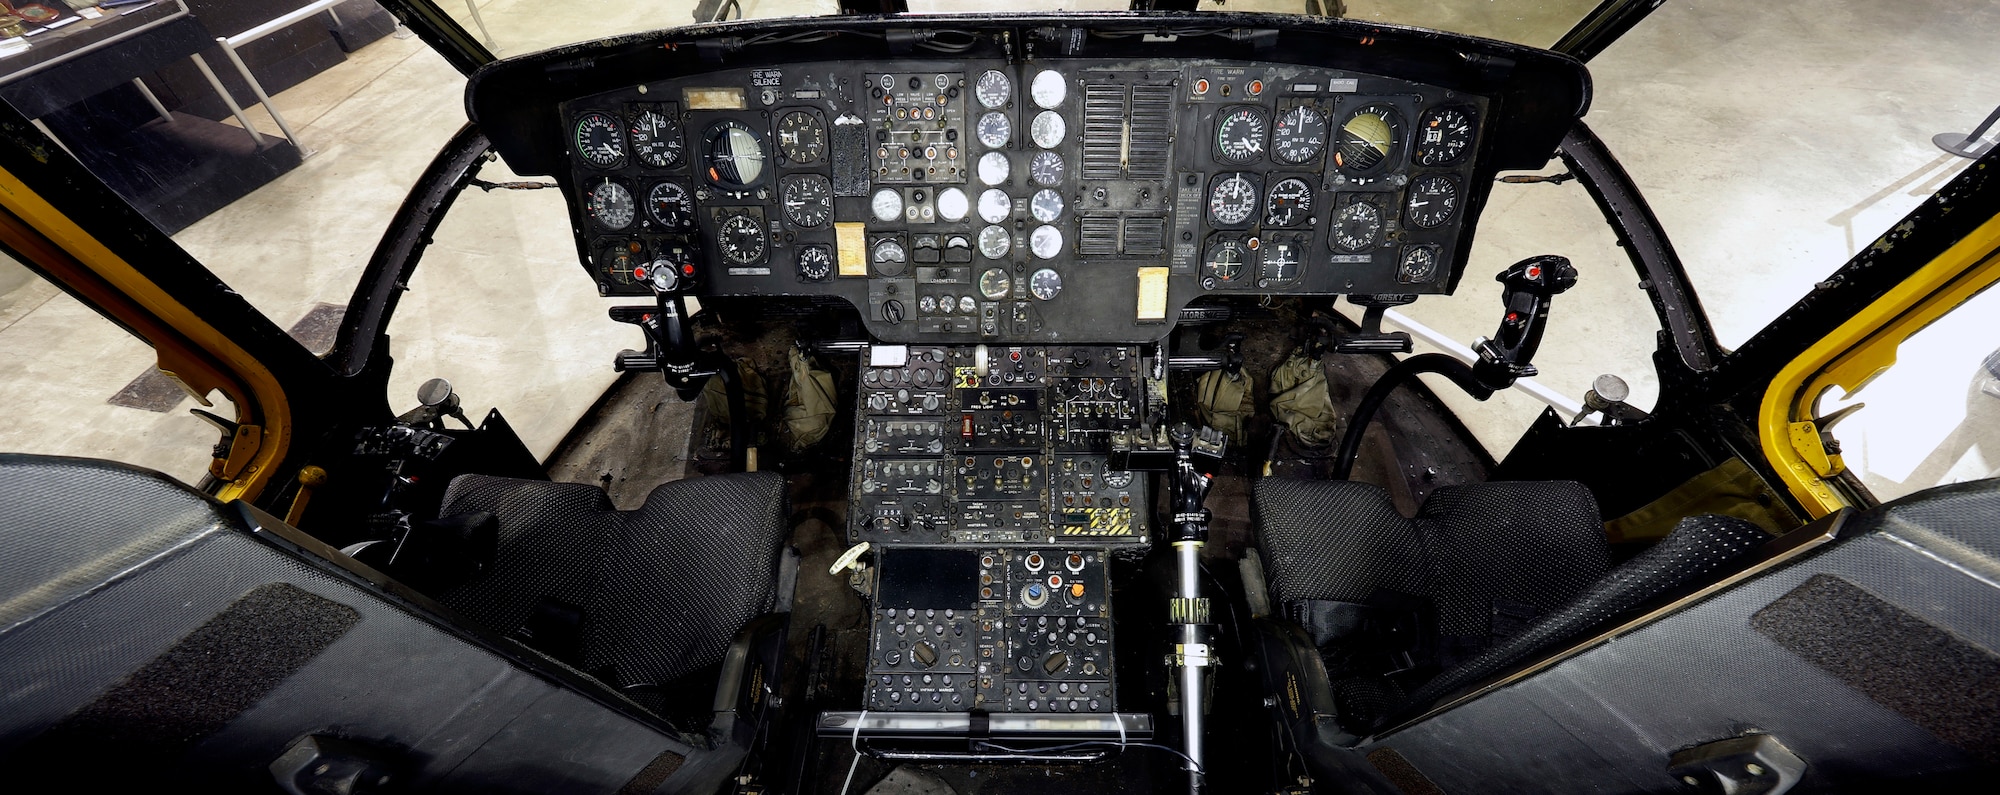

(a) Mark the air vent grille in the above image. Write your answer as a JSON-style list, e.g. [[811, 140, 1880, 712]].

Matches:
[[1079, 217, 1122, 257], [1082, 83, 1128, 181], [1123, 217, 1166, 255], [1127, 84, 1175, 180]]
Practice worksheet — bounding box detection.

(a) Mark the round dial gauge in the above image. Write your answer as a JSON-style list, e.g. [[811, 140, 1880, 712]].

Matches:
[[978, 151, 1011, 186], [573, 112, 626, 169], [978, 189, 1013, 224], [797, 245, 833, 281], [977, 112, 1011, 149], [1400, 245, 1440, 283], [1029, 268, 1062, 301], [1029, 224, 1063, 260], [1261, 238, 1303, 285], [1334, 104, 1401, 173], [1030, 70, 1066, 109], [1215, 106, 1268, 164], [978, 225, 1011, 259], [936, 187, 970, 222], [1202, 238, 1246, 284], [871, 188, 904, 222], [1030, 189, 1064, 223], [978, 267, 1012, 300], [1207, 173, 1258, 227], [702, 120, 767, 189], [1030, 110, 1066, 149], [717, 213, 766, 264], [1404, 175, 1459, 228], [629, 109, 681, 168], [1332, 199, 1383, 251], [1414, 106, 1475, 167], [776, 110, 826, 165], [1272, 106, 1328, 165], [781, 175, 832, 228], [1029, 151, 1064, 187], [1103, 470, 1132, 488], [602, 243, 642, 284], [873, 238, 907, 276], [586, 179, 634, 230], [975, 70, 1011, 110], [647, 182, 694, 229], [1265, 178, 1314, 227]]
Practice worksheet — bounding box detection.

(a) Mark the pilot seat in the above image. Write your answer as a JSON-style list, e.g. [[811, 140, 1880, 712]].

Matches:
[[1253, 477, 1772, 732]]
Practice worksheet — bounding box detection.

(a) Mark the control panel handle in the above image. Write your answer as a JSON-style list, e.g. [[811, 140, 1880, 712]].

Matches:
[[1472, 254, 1577, 390]]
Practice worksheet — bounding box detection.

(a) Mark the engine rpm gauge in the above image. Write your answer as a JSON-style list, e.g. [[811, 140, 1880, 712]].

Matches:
[[1414, 106, 1475, 167], [1206, 173, 1258, 227], [976, 70, 1012, 110], [586, 178, 635, 230], [977, 112, 1011, 149], [628, 109, 681, 168], [647, 182, 694, 229], [781, 175, 832, 228], [1404, 174, 1459, 228], [776, 110, 826, 165], [1272, 106, 1327, 165], [1029, 151, 1064, 187], [717, 213, 766, 264], [574, 112, 626, 169], [978, 225, 1011, 259], [1030, 189, 1063, 223], [1334, 104, 1402, 174], [1214, 106, 1268, 164], [1264, 178, 1313, 227], [1201, 238, 1247, 286], [1029, 224, 1063, 260], [1029, 268, 1062, 301], [978, 267, 1012, 300], [1331, 198, 1383, 252], [701, 120, 767, 190]]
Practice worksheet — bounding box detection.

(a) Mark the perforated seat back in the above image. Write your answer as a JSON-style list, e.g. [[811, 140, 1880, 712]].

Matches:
[[439, 472, 789, 688]]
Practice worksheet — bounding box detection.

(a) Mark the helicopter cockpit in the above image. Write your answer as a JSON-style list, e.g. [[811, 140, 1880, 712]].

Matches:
[[1, 5, 1997, 795]]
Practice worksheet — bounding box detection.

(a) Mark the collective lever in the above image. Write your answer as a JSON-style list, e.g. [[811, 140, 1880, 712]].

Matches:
[[1164, 422, 1225, 794]]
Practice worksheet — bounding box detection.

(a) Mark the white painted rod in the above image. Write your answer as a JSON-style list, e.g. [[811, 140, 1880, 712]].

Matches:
[[1377, 307, 1594, 424]]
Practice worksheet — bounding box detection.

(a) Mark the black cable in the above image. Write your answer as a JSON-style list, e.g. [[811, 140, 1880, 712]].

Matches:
[[1330, 353, 1493, 480]]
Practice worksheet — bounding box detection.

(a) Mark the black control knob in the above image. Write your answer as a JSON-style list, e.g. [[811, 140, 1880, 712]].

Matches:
[[883, 300, 906, 325], [1042, 651, 1068, 675], [912, 641, 938, 668]]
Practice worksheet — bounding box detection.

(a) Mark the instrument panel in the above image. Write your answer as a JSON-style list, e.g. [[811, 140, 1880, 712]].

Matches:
[[558, 58, 1487, 342]]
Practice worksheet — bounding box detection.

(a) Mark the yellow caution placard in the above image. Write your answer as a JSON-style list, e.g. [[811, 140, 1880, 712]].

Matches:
[[1136, 266, 1169, 322], [836, 222, 867, 277]]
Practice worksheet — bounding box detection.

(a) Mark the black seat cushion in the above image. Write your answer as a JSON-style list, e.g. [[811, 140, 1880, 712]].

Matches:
[[1255, 478, 1611, 653], [437, 472, 788, 689]]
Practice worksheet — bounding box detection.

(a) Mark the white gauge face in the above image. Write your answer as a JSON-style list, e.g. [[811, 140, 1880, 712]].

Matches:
[[978, 267, 1012, 300], [1029, 268, 1062, 301], [975, 70, 1011, 110], [978, 189, 1013, 224], [977, 112, 1010, 149], [1029, 224, 1063, 259], [1207, 173, 1257, 226], [959, 295, 976, 314], [587, 179, 635, 230], [1031, 70, 1066, 109], [978, 225, 1011, 259], [1030, 189, 1063, 223], [1030, 110, 1066, 149], [871, 188, 904, 222], [936, 187, 969, 222], [977, 151, 1011, 186]]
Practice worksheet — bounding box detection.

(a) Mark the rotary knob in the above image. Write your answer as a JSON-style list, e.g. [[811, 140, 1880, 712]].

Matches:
[[912, 641, 938, 668], [921, 394, 941, 412]]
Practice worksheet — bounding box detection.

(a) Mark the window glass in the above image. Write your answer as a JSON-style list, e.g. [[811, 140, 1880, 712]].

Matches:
[[1816, 283, 2000, 502], [0, 252, 230, 484], [1583, 0, 1992, 348]]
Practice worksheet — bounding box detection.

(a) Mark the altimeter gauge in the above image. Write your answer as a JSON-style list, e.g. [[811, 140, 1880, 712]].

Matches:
[[586, 178, 634, 230]]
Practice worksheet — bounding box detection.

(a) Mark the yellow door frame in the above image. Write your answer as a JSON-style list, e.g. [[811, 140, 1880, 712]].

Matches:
[[0, 168, 292, 501]]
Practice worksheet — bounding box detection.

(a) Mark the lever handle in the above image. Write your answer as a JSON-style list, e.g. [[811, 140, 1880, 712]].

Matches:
[[1474, 255, 1577, 389]]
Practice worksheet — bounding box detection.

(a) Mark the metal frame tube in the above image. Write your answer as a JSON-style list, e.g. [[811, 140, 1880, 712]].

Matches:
[[186, 53, 265, 146], [131, 79, 173, 123], [215, 36, 305, 152]]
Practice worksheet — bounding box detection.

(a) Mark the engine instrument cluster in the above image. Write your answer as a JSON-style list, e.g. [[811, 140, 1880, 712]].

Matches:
[[554, 54, 1498, 343]]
